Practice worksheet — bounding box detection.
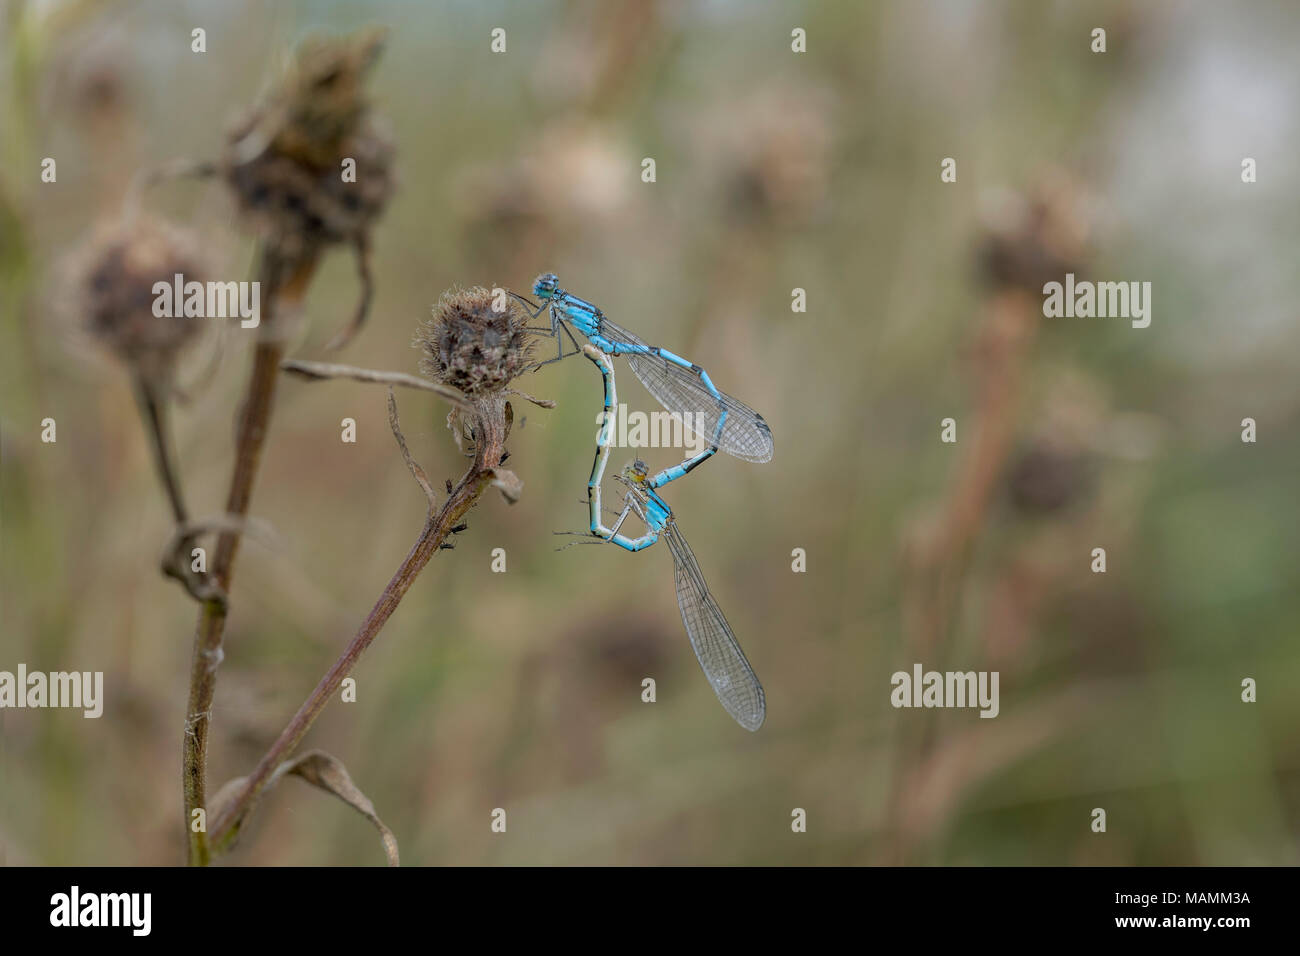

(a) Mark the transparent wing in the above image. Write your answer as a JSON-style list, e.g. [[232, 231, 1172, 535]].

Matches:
[[663, 523, 765, 731], [600, 318, 774, 463]]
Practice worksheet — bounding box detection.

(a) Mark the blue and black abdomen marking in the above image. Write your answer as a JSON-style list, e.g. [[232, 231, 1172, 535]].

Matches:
[[535, 275, 774, 466], [575, 344, 766, 732]]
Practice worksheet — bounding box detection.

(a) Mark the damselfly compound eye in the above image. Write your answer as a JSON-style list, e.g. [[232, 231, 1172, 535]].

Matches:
[[532, 273, 559, 300]]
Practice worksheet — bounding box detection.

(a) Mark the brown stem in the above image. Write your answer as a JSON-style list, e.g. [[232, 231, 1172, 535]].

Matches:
[[321, 233, 373, 351], [387, 388, 437, 506], [281, 358, 470, 410], [885, 289, 1039, 864], [208, 395, 511, 852], [134, 375, 188, 526], [906, 290, 1039, 656], [183, 251, 316, 866]]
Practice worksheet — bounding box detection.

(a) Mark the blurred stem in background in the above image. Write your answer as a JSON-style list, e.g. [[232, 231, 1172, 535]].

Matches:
[[176, 25, 393, 864], [888, 179, 1088, 861], [182, 251, 316, 867], [132, 376, 188, 525]]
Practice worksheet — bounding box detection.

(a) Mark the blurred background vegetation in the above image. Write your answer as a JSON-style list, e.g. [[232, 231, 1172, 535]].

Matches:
[[2, 0, 1298, 865]]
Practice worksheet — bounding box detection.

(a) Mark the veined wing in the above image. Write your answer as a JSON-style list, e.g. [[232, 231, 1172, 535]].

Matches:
[[600, 318, 774, 463], [663, 522, 765, 731]]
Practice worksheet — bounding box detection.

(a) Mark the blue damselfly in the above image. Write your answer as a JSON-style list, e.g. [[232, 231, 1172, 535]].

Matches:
[[514, 274, 774, 471], [569, 344, 766, 731]]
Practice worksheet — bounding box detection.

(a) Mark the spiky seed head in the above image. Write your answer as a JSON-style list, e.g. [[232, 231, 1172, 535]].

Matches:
[[266, 26, 386, 169], [976, 176, 1088, 293], [66, 217, 209, 383], [223, 117, 395, 263], [1007, 442, 1093, 515], [228, 27, 386, 171], [415, 287, 533, 397], [222, 27, 394, 264]]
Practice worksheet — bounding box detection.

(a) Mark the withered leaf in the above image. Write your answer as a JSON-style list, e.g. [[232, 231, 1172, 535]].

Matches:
[[274, 750, 399, 866]]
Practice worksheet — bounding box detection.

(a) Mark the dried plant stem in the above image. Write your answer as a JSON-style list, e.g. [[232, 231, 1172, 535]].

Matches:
[[183, 252, 317, 867], [884, 289, 1040, 864], [905, 290, 1039, 656], [133, 375, 188, 525], [282, 357, 471, 410], [321, 234, 374, 351], [387, 388, 436, 505], [122, 158, 217, 226], [208, 395, 511, 851], [136, 377, 240, 605]]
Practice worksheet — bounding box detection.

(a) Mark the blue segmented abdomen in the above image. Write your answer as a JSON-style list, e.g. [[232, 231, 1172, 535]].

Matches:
[[601, 318, 774, 463], [550, 284, 774, 463]]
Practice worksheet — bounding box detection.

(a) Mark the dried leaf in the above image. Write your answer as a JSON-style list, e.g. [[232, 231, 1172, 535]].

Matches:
[[489, 467, 523, 504], [447, 408, 474, 456], [207, 775, 253, 852], [274, 750, 399, 866], [505, 387, 556, 409], [388, 388, 435, 505]]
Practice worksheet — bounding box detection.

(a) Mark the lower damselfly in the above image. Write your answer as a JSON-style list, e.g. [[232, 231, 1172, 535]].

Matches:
[[564, 344, 766, 732]]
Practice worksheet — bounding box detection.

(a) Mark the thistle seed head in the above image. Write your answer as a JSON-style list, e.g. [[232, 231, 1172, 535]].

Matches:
[[222, 27, 394, 264], [976, 175, 1089, 294], [415, 288, 533, 397], [66, 217, 209, 383], [264, 26, 387, 169], [224, 119, 394, 260], [1007, 443, 1092, 515]]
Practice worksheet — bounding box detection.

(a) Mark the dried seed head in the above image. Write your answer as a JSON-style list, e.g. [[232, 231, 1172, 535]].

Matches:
[[976, 175, 1090, 294], [1006, 443, 1093, 515], [224, 119, 395, 263], [66, 217, 209, 383], [222, 27, 394, 264], [415, 288, 533, 397], [264, 26, 386, 169]]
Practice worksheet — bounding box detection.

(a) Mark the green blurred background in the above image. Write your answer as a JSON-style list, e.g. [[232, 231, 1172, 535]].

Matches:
[[2, 0, 1298, 865]]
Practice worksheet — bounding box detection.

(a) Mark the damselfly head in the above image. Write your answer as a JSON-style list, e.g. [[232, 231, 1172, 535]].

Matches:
[[623, 458, 650, 484], [533, 273, 559, 300]]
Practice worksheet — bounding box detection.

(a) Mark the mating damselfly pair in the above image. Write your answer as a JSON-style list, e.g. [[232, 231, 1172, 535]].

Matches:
[[511, 275, 770, 731], [515, 273, 774, 468]]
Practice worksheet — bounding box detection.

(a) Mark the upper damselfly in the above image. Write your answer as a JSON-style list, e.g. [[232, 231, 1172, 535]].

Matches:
[[514, 274, 775, 469]]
